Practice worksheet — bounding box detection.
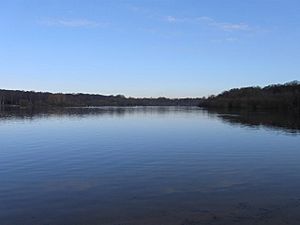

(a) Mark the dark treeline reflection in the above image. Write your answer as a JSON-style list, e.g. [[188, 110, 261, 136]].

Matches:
[[1, 106, 300, 134], [0, 106, 198, 120], [207, 108, 300, 134]]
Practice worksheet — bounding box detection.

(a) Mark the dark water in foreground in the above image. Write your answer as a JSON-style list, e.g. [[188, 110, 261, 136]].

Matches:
[[1, 107, 300, 225]]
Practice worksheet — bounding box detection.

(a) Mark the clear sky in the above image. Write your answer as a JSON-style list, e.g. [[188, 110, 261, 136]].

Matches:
[[1, 0, 299, 97]]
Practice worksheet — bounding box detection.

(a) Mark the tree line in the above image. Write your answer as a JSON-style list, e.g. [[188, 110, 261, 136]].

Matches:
[[0, 89, 202, 107], [200, 81, 300, 112], [2, 81, 299, 110]]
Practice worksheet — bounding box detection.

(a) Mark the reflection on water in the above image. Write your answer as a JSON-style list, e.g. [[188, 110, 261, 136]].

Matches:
[[0, 106, 300, 225], [1, 106, 300, 133], [206, 108, 300, 134], [0, 106, 198, 119]]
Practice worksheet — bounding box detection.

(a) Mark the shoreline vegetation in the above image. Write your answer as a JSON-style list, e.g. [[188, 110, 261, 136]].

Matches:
[[1, 81, 300, 112], [200, 81, 300, 113], [0, 90, 202, 107]]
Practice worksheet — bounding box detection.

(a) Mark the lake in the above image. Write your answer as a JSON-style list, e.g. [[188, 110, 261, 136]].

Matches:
[[1, 106, 300, 225]]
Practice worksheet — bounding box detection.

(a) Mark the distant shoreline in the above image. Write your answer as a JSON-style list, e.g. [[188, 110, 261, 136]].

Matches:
[[199, 81, 300, 113], [0, 89, 202, 107], [1, 81, 300, 112]]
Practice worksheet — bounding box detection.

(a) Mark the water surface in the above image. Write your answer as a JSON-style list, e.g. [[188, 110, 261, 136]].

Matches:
[[1, 107, 300, 225]]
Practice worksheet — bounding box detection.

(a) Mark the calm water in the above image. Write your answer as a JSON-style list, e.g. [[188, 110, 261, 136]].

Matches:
[[1, 107, 300, 225]]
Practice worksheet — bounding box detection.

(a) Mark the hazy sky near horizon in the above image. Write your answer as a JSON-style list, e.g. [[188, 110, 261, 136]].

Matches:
[[1, 0, 300, 97]]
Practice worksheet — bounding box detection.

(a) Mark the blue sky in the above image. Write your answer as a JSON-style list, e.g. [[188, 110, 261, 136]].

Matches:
[[1, 0, 299, 97]]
